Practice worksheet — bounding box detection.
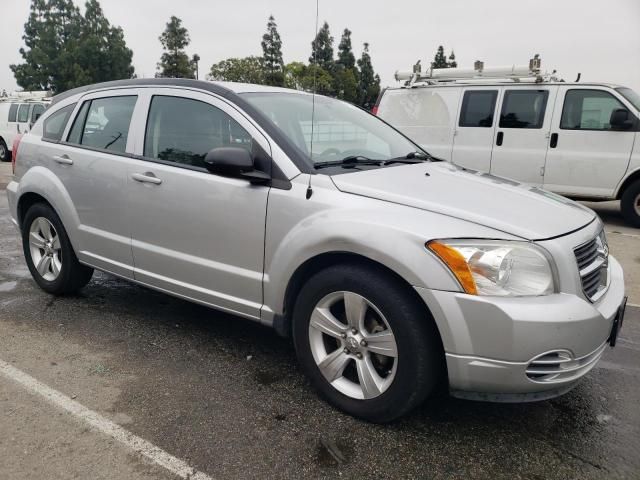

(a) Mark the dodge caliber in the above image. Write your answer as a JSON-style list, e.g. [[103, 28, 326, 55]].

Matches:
[[6, 79, 627, 422]]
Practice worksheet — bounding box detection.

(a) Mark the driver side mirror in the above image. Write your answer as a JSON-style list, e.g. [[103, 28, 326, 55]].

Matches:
[[203, 147, 270, 185], [610, 108, 634, 130]]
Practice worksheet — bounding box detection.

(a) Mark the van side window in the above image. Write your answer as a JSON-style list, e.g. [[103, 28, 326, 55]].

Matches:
[[43, 104, 75, 141], [144, 95, 253, 169], [560, 89, 627, 131], [67, 96, 137, 153], [8, 104, 18, 122], [17, 104, 30, 123], [499, 90, 549, 129], [31, 104, 46, 123], [459, 91, 498, 127]]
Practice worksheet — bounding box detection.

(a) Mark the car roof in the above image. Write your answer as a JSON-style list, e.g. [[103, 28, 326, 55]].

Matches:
[[50, 78, 304, 105], [384, 81, 625, 91]]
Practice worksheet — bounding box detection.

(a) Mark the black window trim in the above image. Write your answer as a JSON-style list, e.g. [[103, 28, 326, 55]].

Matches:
[[458, 89, 499, 128], [559, 88, 640, 132], [499, 89, 549, 129]]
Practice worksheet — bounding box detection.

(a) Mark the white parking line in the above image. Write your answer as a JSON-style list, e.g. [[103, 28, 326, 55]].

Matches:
[[0, 358, 213, 480]]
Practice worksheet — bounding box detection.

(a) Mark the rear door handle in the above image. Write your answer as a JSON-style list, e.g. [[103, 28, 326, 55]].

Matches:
[[53, 154, 73, 165], [550, 133, 558, 148], [131, 172, 162, 185], [496, 131, 504, 146]]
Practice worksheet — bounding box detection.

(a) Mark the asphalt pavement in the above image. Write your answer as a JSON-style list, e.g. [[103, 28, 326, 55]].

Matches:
[[1, 162, 639, 479]]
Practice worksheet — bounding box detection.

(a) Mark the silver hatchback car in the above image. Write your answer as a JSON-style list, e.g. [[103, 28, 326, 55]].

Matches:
[[7, 79, 627, 422]]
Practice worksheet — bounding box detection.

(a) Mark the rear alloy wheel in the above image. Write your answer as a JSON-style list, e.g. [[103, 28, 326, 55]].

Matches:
[[621, 181, 640, 228], [293, 264, 443, 423], [0, 139, 9, 162], [22, 203, 94, 294]]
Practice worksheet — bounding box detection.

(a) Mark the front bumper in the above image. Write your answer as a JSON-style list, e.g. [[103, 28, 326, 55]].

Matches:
[[415, 255, 625, 401]]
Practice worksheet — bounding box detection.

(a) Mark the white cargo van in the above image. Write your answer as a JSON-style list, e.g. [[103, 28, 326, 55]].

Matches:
[[0, 94, 49, 162], [376, 59, 640, 227]]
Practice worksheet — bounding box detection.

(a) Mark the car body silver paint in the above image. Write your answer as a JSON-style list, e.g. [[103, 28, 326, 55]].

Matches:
[[6, 81, 626, 401]]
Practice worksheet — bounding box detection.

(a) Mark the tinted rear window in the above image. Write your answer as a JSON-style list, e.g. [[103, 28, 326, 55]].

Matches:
[[499, 90, 549, 129], [8, 104, 18, 122], [459, 90, 498, 127]]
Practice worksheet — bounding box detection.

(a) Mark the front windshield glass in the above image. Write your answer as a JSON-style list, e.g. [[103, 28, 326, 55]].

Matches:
[[241, 92, 425, 169], [617, 87, 640, 111]]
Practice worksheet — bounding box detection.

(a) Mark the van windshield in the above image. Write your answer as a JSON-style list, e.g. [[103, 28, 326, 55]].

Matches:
[[617, 87, 640, 111], [241, 92, 427, 171]]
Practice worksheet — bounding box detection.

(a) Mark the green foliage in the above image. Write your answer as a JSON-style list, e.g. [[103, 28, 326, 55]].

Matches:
[[261, 15, 284, 87], [208, 56, 265, 84], [283, 62, 333, 95], [448, 50, 457, 68], [337, 29, 355, 70], [11, 0, 134, 93], [357, 43, 380, 109], [157, 16, 195, 78], [432, 45, 448, 69], [309, 21, 335, 74]]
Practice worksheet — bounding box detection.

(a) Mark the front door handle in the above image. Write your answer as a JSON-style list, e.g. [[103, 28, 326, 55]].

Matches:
[[550, 133, 558, 148], [53, 154, 73, 165], [131, 172, 162, 185], [496, 131, 504, 146]]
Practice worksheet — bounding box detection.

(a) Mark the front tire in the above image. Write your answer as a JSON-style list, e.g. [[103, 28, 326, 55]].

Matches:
[[22, 203, 94, 294], [621, 181, 640, 228], [0, 139, 9, 162], [292, 264, 443, 423]]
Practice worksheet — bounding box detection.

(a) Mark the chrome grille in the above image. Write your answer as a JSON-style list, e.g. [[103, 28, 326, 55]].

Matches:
[[574, 231, 608, 302]]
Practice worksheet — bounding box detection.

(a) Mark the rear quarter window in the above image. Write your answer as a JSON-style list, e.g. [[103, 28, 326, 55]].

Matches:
[[43, 104, 76, 141], [8, 104, 18, 122]]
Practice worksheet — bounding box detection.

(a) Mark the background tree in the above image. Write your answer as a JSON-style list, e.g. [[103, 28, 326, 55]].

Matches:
[[11, 0, 133, 93], [261, 15, 284, 87], [448, 50, 457, 68], [208, 57, 265, 84], [157, 16, 194, 78], [309, 21, 335, 73], [191, 53, 200, 79], [431, 45, 448, 69], [334, 28, 358, 103], [356, 43, 380, 109]]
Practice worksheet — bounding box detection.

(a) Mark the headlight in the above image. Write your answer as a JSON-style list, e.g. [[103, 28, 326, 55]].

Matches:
[[427, 240, 555, 296]]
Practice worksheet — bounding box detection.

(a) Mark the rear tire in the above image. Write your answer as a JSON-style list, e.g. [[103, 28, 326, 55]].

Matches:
[[22, 203, 94, 294], [0, 139, 9, 162], [621, 181, 640, 228], [292, 264, 444, 423]]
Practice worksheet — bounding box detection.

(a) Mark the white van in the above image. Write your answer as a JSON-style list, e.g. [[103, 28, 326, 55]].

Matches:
[[0, 99, 48, 162], [376, 62, 640, 227]]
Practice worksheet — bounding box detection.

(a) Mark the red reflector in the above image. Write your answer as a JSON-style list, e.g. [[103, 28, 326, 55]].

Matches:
[[12, 134, 23, 174], [371, 106, 379, 116]]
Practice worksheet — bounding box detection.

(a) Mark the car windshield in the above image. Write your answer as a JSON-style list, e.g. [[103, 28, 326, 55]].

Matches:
[[616, 87, 640, 111], [241, 92, 427, 170]]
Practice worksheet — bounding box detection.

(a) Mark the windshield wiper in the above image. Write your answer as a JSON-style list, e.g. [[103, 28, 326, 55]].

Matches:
[[383, 151, 431, 165], [314, 155, 383, 169]]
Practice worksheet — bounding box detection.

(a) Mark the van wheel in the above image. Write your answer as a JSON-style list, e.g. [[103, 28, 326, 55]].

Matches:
[[22, 203, 94, 294], [0, 139, 9, 162], [292, 264, 443, 423], [621, 181, 640, 228]]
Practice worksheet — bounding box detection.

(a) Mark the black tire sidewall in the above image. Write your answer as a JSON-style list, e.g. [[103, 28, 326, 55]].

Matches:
[[292, 264, 443, 422], [0, 139, 9, 162], [22, 203, 84, 294], [621, 182, 640, 228]]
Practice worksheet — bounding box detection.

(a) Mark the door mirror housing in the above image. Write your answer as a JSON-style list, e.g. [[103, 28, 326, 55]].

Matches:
[[204, 147, 270, 184], [610, 108, 634, 130]]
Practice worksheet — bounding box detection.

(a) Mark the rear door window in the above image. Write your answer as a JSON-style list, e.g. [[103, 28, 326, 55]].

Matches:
[[560, 89, 627, 130], [43, 104, 76, 141], [499, 90, 549, 129], [459, 90, 498, 127], [143, 95, 252, 169], [8, 104, 18, 122], [67, 96, 137, 153], [17, 104, 30, 123]]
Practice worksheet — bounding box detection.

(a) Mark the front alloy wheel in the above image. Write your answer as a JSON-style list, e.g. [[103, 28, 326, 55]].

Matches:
[[309, 291, 398, 400]]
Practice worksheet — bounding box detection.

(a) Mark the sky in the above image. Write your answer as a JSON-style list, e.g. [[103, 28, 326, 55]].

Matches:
[[1, 0, 640, 94]]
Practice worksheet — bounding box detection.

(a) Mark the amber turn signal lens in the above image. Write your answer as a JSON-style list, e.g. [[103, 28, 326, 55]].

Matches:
[[427, 241, 478, 295]]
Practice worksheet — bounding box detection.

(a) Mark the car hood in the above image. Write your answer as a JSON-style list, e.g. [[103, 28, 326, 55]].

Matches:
[[330, 162, 596, 240]]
